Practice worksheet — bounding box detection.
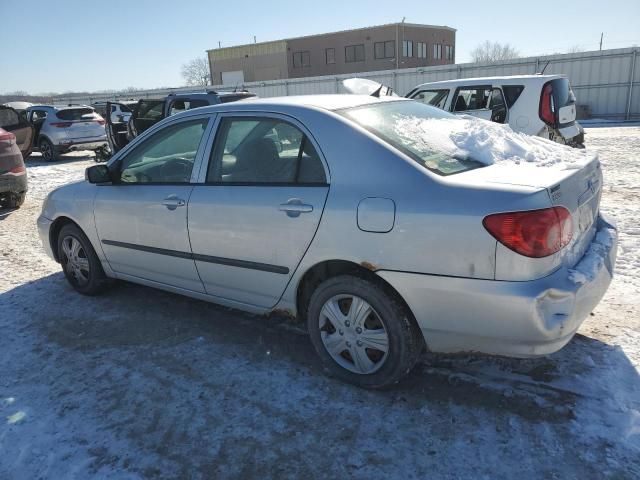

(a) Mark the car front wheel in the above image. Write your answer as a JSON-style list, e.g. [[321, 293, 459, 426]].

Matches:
[[307, 275, 423, 388], [57, 224, 110, 295]]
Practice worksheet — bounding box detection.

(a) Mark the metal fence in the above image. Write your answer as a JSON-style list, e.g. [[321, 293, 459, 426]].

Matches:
[[62, 47, 639, 120]]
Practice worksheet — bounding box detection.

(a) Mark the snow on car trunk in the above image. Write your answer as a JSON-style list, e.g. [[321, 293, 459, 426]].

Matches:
[[395, 115, 603, 270]]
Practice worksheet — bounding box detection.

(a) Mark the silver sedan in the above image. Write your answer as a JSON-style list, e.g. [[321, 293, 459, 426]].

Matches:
[[37, 95, 617, 388]]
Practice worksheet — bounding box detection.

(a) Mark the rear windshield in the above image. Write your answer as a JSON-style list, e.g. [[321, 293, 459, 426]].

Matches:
[[56, 108, 96, 120], [549, 78, 575, 108], [340, 101, 483, 176]]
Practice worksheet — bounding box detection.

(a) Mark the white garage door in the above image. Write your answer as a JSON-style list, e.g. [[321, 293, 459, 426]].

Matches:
[[221, 70, 245, 86]]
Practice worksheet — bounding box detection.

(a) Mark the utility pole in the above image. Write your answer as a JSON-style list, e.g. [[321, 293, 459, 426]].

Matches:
[[599, 32, 603, 50], [254, 35, 257, 44], [218, 41, 221, 48]]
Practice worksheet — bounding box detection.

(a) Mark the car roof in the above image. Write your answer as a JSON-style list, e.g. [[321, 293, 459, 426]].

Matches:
[[29, 104, 93, 110], [413, 74, 565, 89], [201, 94, 404, 112]]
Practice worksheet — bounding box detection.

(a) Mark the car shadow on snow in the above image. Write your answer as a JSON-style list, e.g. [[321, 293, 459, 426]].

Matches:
[[4, 272, 638, 425], [26, 151, 95, 166]]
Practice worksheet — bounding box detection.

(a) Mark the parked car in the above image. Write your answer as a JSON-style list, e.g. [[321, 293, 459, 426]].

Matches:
[[105, 90, 257, 155], [2, 101, 33, 120], [37, 95, 616, 388], [0, 126, 28, 208], [91, 100, 137, 124], [406, 75, 585, 147], [0, 104, 34, 159], [25, 105, 108, 161]]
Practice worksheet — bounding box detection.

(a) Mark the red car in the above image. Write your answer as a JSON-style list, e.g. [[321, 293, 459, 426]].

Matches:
[[0, 105, 33, 208]]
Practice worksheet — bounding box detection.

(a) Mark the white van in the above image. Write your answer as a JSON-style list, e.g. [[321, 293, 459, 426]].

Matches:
[[406, 75, 584, 147]]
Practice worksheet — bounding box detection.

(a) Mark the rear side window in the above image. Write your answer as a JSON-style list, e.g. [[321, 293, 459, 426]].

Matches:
[[502, 85, 525, 108], [412, 89, 449, 109], [207, 117, 326, 184], [56, 108, 95, 120], [0, 108, 20, 127], [453, 87, 491, 111]]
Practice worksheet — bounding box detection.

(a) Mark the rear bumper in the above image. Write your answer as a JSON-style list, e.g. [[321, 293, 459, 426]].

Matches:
[[378, 213, 617, 357], [0, 173, 27, 194], [57, 137, 108, 151], [559, 122, 584, 141]]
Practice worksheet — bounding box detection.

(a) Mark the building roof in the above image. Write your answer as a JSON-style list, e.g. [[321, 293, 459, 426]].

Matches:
[[207, 22, 456, 53]]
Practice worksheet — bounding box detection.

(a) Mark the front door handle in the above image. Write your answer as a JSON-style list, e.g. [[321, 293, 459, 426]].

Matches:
[[162, 195, 186, 210], [279, 198, 313, 218]]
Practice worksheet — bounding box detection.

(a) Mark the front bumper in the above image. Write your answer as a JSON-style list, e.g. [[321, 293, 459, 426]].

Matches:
[[37, 214, 56, 261], [0, 173, 27, 194], [378, 214, 618, 357]]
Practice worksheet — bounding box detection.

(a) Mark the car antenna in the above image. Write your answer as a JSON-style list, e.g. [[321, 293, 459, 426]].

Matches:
[[370, 85, 384, 98], [539, 60, 551, 74]]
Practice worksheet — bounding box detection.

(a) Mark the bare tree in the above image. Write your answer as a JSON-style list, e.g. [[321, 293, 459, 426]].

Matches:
[[470, 41, 519, 63], [181, 57, 210, 86]]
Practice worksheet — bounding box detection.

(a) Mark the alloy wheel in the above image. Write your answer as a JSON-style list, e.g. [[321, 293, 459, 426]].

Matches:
[[61, 235, 90, 286], [318, 294, 389, 374]]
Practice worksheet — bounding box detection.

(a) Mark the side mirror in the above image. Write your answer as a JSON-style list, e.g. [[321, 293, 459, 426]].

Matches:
[[86, 164, 112, 184]]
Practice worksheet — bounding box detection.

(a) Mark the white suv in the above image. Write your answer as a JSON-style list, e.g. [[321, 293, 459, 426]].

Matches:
[[406, 75, 584, 147]]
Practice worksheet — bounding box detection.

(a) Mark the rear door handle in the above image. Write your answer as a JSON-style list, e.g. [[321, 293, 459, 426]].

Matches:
[[279, 199, 313, 217], [162, 195, 186, 210]]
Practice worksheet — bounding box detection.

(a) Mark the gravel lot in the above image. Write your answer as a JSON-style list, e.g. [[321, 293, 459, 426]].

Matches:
[[1, 127, 639, 479]]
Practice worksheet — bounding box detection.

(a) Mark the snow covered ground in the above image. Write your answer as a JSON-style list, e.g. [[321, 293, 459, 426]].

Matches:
[[0, 129, 639, 479]]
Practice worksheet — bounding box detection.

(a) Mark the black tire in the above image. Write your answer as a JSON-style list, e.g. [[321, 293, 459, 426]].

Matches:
[[3, 191, 26, 208], [57, 224, 110, 295], [39, 137, 56, 162], [307, 275, 423, 389]]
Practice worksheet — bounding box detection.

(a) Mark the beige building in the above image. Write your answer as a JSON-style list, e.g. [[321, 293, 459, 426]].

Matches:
[[207, 23, 456, 85]]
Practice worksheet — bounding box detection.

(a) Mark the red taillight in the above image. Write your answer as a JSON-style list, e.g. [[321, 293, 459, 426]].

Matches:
[[0, 131, 16, 142], [50, 122, 73, 128], [539, 83, 556, 126], [10, 165, 26, 173], [483, 207, 573, 258], [96, 119, 106, 125]]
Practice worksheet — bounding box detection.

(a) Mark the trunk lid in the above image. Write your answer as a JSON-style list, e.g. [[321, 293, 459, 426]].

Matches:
[[459, 154, 602, 269]]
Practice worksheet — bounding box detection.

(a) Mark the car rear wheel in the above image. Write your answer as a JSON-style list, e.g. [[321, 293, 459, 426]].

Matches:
[[1, 191, 26, 208], [57, 224, 110, 295], [39, 138, 56, 162], [307, 275, 423, 388]]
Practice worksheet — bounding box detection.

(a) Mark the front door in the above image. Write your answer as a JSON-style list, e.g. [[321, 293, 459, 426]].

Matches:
[[0, 106, 34, 158], [94, 116, 211, 292], [188, 114, 329, 308]]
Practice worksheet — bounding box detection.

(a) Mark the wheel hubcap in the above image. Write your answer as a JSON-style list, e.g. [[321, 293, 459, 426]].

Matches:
[[319, 294, 389, 374], [61, 236, 90, 285]]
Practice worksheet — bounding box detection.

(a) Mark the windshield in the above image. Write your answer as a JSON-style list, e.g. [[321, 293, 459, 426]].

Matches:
[[340, 101, 483, 176]]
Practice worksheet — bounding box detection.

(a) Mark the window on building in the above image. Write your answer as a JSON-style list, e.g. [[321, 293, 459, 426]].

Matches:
[[326, 48, 335, 64], [416, 42, 427, 59], [374, 40, 395, 59], [402, 40, 413, 57], [293, 51, 311, 68], [445, 45, 454, 61], [433, 43, 442, 60], [345, 44, 365, 63]]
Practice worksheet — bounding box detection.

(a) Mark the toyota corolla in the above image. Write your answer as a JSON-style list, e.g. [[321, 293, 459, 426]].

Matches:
[[37, 95, 617, 388]]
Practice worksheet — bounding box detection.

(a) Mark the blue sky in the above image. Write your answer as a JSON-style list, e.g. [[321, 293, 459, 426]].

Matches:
[[1, 0, 638, 94]]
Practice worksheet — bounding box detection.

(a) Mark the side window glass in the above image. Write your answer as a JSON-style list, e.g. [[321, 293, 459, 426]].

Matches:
[[489, 88, 506, 109], [208, 117, 326, 184], [119, 119, 208, 184], [0, 108, 20, 128], [453, 87, 491, 111], [413, 90, 449, 109]]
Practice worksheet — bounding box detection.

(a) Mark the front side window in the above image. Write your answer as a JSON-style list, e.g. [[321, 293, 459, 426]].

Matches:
[[413, 89, 449, 109], [137, 100, 164, 121], [340, 101, 482, 176], [345, 44, 365, 63], [207, 117, 326, 184], [453, 87, 491, 111], [119, 119, 208, 184]]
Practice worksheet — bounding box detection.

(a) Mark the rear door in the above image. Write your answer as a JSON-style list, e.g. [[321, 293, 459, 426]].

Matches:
[[0, 106, 34, 158], [131, 99, 166, 137], [188, 113, 329, 308]]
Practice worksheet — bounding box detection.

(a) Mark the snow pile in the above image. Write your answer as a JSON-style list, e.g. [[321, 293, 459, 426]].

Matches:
[[568, 226, 617, 285], [393, 115, 595, 167]]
